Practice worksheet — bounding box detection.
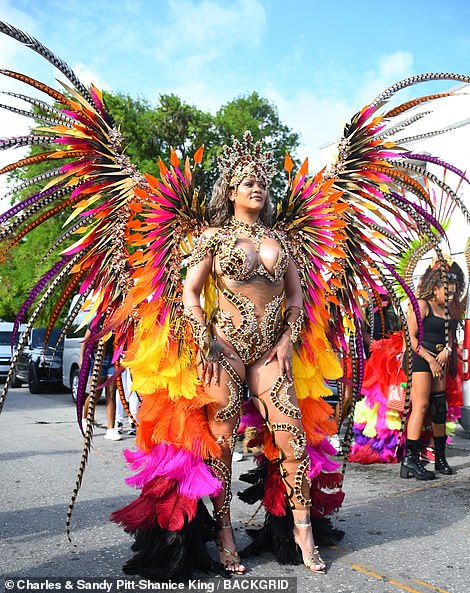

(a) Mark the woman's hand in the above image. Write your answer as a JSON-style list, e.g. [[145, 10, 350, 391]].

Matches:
[[435, 350, 450, 369], [264, 334, 293, 380], [198, 339, 235, 386], [429, 357, 444, 380]]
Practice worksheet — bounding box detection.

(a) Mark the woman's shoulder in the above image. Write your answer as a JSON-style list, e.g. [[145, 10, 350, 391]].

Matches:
[[417, 299, 430, 314]]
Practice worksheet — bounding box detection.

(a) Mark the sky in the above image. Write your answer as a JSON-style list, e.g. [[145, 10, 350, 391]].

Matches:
[[1, 0, 470, 162], [0, 0, 469, 267]]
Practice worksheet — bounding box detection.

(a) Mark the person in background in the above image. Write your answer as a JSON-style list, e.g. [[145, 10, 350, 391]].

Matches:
[[79, 327, 121, 441], [115, 368, 140, 436], [400, 261, 462, 480]]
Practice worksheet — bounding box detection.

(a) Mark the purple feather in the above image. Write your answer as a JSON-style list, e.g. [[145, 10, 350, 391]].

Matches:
[[389, 191, 447, 239], [405, 153, 470, 186], [0, 184, 64, 224], [12, 256, 72, 348]]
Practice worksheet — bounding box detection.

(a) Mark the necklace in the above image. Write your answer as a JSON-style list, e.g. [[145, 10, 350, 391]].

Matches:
[[229, 217, 266, 251]]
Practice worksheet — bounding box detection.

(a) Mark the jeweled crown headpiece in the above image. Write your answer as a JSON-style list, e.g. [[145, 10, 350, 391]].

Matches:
[[217, 130, 277, 188]]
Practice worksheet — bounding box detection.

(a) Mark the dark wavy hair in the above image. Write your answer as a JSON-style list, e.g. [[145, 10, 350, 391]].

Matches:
[[417, 261, 465, 320], [207, 176, 274, 227]]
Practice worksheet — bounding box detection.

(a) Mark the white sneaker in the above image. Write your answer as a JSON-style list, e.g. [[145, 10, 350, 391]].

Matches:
[[232, 451, 244, 462], [104, 428, 122, 441]]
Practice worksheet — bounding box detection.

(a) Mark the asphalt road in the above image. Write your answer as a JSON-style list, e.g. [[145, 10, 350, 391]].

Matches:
[[0, 387, 469, 593]]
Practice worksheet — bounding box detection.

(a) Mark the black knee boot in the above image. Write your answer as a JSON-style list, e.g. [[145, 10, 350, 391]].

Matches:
[[434, 436, 453, 475], [400, 438, 436, 480]]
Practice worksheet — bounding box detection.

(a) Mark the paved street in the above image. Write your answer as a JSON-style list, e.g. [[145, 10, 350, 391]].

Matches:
[[0, 387, 469, 593]]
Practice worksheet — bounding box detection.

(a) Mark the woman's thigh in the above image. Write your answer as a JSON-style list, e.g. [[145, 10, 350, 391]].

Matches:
[[410, 372, 433, 409], [245, 357, 303, 429], [202, 347, 246, 423]]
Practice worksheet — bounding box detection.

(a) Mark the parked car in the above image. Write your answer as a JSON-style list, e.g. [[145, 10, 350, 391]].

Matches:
[[15, 327, 64, 393], [0, 321, 26, 386], [63, 294, 89, 402]]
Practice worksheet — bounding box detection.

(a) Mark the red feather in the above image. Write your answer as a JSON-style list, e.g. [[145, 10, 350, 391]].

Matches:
[[111, 476, 197, 532], [262, 463, 287, 516], [310, 487, 345, 518], [315, 472, 344, 490]]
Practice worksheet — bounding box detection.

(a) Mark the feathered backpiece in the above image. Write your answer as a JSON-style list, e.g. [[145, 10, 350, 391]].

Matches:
[[0, 22, 208, 406], [275, 76, 470, 381]]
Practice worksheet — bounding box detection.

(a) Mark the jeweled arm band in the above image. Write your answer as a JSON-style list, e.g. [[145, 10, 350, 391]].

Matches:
[[284, 307, 304, 344], [186, 234, 217, 269], [183, 305, 210, 356]]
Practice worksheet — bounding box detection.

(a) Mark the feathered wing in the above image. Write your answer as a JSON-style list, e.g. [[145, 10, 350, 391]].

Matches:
[[273, 73, 470, 469], [0, 21, 158, 537], [0, 21, 147, 404], [0, 21, 214, 546]]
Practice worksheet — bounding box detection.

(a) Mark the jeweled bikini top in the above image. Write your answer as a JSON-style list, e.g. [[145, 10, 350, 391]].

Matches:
[[217, 218, 289, 283]]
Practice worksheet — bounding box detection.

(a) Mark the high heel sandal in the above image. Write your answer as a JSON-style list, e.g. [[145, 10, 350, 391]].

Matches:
[[216, 521, 246, 575], [293, 521, 326, 574]]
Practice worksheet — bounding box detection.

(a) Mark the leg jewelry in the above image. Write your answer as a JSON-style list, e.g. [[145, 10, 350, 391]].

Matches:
[[207, 457, 232, 519], [271, 422, 306, 460], [270, 375, 302, 419], [270, 422, 311, 509], [214, 355, 243, 422], [215, 420, 241, 455], [293, 457, 312, 508]]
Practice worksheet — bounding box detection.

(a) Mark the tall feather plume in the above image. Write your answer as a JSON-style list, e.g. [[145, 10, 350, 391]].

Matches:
[[404, 153, 470, 185], [0, 103, 69, 128], [0, 149, 88, 176], [384, 92, 454, 118], [372, 72, 470, 105], [41, 214, 94, 262], [0, 185, 77, 236], [0, 199, 78, 258], [395, 120, 467, 145], [1, 91, 76, 124], [375, 111, 431, 140], [0, 69, 75, 107], [1, 166, 63, 200], [0, 22, 96, 107], [0, 134, 55, 151], [66, 340, 105, 542]]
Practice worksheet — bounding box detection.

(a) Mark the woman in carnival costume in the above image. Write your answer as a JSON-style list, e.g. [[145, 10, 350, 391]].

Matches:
[[111, 133, 345, 576], [0, 21, 470, 579], [349, 256, 465, 476]]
